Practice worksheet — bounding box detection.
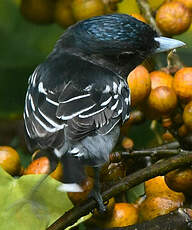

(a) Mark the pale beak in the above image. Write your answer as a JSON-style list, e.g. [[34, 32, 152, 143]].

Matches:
[[154, 36, 186, 53]]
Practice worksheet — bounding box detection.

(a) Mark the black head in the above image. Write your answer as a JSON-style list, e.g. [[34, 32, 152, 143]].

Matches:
[[53, 14, 185, 77], [58, 14, 159, 57]]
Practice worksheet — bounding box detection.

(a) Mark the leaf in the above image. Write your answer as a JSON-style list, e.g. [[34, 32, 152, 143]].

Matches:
[[127, 183, 145, 203], [0, 167, 74, 230]]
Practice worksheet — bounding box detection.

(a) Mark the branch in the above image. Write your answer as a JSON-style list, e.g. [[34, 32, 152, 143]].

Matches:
[[135, 0, 161, 34], [47, 151, 192, 230], [151, 141, 180, 150], [121, 148, 181, 158], [109, 141, 180, 162], [102, 208, 192, 230]]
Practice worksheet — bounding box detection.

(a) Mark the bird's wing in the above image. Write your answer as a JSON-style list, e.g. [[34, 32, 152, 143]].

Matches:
[[24, 65, 67, 151], [56, 74, 130, 141], [24, 56, 130, 150]]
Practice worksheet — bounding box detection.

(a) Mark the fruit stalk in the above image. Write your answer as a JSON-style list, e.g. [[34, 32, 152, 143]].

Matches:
[[135, 0, 161, 34]]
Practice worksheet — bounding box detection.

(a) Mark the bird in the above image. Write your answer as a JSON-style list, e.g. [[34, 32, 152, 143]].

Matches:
[[23, 14, 185, 211]]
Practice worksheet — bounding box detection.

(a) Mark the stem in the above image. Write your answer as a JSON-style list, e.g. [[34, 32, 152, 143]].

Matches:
[[122, 148, 181, 158], [135, 0, 162, 34], [150, 120, 163, 145], [166, 49, 184, 73], [47, 151, 192, 230], [109, 141, 180, 162]]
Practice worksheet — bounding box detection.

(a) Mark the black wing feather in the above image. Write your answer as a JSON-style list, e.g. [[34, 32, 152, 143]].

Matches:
[[24, 53, 130, 151]]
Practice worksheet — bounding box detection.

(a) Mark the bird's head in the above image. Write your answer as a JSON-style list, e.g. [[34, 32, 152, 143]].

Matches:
[[55, 14, 185, 76], [60, 14, 185, 57]]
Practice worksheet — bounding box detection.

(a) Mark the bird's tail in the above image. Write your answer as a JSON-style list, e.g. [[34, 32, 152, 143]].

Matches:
[[58, 156, 86, 192]]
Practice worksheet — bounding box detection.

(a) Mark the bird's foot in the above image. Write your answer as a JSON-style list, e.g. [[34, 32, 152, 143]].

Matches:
[[89, 189, 106, 213]]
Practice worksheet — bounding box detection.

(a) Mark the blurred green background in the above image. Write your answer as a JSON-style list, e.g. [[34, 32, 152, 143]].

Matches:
[[0, 0, 64, 151], [0, 0, 64, 119]]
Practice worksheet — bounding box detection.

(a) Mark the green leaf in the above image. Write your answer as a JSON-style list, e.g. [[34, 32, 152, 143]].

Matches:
[[0, 167, 74, 230], [127, 183, 145, 203]]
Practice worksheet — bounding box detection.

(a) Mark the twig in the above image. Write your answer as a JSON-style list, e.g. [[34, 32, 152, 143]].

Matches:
[[135, 0, 161, 34], [150, 141, 180, 150], [121, 148, 181, 158], [109, 141, 180, 162], [47, 151, 192, 230]]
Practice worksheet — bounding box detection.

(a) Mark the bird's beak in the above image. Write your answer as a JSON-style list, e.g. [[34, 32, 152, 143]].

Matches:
[[154, 36, 186, 53]]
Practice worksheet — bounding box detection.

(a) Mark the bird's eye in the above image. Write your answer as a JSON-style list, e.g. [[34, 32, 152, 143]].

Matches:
[[118, 52, 134, 62], [120, 51, 134, 56]]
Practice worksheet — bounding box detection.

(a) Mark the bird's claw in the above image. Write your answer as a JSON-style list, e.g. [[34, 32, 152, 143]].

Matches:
[[89, 189, 106, 213]]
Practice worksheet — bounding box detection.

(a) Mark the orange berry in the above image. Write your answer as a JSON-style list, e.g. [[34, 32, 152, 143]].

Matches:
[[24, 157, 50, 175], [165, 168, 192, 193], [139, 195, 183, 222], [71, 0, 105, 21], [68, 176, 94, 204], [145, 176, 170, 196], [173, 67, 192, 102], [156, 1, 191, 35], [104, 203, 139, 227], [145, 176, 185, 201], [130, 13, 147, 23], [121, 137, 134, 150], [147, 86, 177, 115], [0, 146, 21, 176], [54, 0, 76, 28], [127, 65, 151, 106], [183, 101, 192, 131], [24, 157, 63, 181], [162, 130, 174, 142], [20, 0, 55, 24], [150, 71, 173, 90], [171, 0, 192, 10]]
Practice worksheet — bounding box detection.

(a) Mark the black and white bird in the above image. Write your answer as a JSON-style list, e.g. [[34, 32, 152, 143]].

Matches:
[[24, 14, 185, 211]]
